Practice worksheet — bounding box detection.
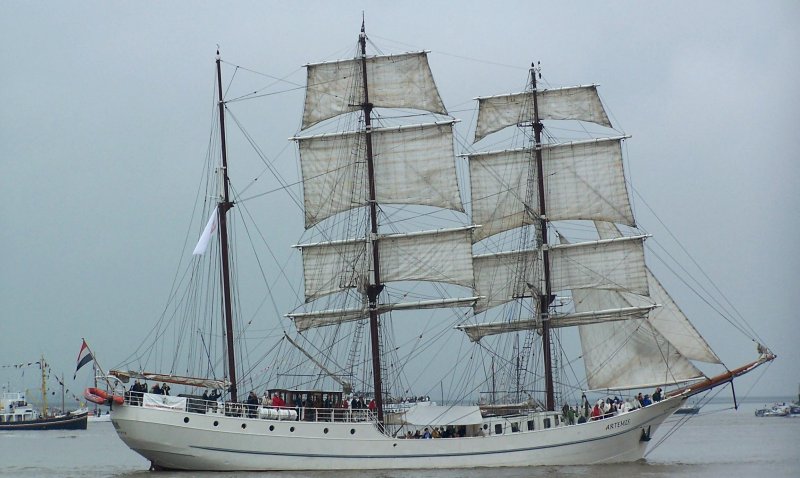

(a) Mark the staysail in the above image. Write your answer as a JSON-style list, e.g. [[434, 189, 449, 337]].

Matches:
[[576, 221, 721, 390]]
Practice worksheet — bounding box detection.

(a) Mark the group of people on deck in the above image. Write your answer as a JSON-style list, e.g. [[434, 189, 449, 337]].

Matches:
[[398, 425, 467, 439], [566, 387, 664, 423], [126, 380, 172, 405]]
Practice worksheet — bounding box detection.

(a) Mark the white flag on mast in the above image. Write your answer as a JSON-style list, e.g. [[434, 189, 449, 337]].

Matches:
[[193, 206, 219, 255]]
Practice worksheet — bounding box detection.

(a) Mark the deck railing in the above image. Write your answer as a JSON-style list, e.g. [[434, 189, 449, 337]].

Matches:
[[124, 391, 376, 423]]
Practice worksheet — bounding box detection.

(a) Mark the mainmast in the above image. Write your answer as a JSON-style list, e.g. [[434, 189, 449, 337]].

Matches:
[[358, 22, 385, 426], [215, 50, 238, 402], [530, 63, 555, 411]]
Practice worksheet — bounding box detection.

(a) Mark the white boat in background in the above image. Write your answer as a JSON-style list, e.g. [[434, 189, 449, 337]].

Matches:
[[88, 410, 111, 423], [674, 404, 701, 415], [755, 403, 790, 417], [106, 20, 775, 471]]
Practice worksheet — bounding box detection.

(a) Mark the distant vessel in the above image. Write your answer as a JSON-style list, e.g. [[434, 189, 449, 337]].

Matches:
[[0, 356, 87, 430], [755, 403, 790, 417], [106, 21, 775, 471], [674, 404, 701, 415]]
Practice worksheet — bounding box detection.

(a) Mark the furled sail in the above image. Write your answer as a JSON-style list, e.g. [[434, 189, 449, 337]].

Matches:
[[472, 235, 648, 313], [456, 305, 657, 342], [295, 121, 463, 227], [302, 51, 447, 129], [474, 85, 611, 143], [297, 226, 475, 301], [288, 297, 480, 331], [468, 137, 634, 242]]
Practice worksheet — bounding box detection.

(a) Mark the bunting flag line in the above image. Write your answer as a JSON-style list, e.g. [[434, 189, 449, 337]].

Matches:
[[74, 340, 94, 379]]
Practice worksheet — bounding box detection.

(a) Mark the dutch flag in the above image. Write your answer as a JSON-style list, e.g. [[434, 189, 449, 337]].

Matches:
[[74, 339, 94, 379]]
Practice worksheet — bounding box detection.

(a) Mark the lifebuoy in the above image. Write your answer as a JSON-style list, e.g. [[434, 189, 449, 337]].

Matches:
[[85, 387, 124, 405], [84, 388, 106, 405]]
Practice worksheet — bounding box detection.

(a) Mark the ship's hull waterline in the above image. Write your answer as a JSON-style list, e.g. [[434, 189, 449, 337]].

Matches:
[[111, 396, 683, 470]]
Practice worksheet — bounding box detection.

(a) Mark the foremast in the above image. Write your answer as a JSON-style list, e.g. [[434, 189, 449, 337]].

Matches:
[[215, 50, 238, 402], [358, 22, 385, 425], [529, 65, 555, 411]]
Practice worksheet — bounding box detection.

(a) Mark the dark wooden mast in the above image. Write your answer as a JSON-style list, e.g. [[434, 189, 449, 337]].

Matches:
[[358, 22, 385, 426], [530, 64, 555, 411], [215, 50, 238, 402]]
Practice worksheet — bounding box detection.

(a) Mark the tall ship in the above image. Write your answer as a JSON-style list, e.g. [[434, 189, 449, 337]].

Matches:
[[106, 23, 774, 470]]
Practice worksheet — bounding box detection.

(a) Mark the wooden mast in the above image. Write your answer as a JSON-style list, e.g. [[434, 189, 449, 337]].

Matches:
[[358, 21, 385, 426], [40, 355, 48, 417], [215, 50, 238, 402], [530, 63, 555, 411]]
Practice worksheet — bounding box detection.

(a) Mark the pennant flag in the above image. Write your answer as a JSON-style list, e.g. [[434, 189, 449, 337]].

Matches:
[[74, 340, 94, 379], [193, 206, 219, 255]]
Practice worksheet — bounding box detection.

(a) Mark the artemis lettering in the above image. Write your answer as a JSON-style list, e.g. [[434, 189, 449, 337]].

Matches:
[[605, 418, 631, 430]]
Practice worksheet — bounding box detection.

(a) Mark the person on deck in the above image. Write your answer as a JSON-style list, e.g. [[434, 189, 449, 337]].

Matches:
[[591, 402, 603, 420], [246, 391, 259, 418], [652, 387, 662, 402], [271, 393, 286, 408]]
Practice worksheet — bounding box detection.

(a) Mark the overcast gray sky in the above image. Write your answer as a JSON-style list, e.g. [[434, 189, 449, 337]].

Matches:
[[1, 1, 798, 398]]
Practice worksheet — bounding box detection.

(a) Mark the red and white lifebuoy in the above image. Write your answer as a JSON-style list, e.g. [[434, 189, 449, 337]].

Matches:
[[84, 387, 106, 405], [84, 387, 124, 405]]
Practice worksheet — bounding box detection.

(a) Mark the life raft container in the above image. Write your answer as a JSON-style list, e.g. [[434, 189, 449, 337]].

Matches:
[[84, 387, 124, 405]]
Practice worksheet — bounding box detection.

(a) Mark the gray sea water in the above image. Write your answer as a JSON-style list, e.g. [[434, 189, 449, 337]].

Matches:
[[1, 400, 797, 478]]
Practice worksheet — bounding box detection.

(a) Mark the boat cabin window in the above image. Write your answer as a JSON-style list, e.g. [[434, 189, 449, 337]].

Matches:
[[511, 422, 519, 432], [544, 418, 551, 429], [527, 420, 534, 431], [494, 423, 503, 435]]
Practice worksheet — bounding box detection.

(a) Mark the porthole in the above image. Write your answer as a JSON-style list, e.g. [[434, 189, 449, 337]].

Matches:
[[483, 424, 488, 429], [350, 428, 356, 435], [290, 426, 295, 432], [183, 417, 190, 423], [323, 428, 329, 434], [213, 421, 219, 427], [269, 425, 274, 431], [241, 423, 247, 429]]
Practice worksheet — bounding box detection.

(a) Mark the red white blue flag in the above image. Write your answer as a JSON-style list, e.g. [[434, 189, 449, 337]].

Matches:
[[74, 339, 94, 379]]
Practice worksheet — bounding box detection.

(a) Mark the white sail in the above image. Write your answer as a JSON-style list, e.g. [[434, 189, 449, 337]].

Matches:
[[473, 248, 540, 313], [297, 227, 475, 301], [575, 287, 706, 390], [472, 236, 648, 313], [549, 235, 649, 295], [457, 305, 657, 342], [474, 85, 611, 142], [302, 51, 447, 129], [469, 137, 634, 241], [295, 121, 463, 227], [288, 297, 480, 331], [593, 221, 721, 363], [573, 222, 718, 390]]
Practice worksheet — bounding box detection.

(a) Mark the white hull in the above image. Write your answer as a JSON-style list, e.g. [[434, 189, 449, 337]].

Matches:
[[111, 396, 684, 470]]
